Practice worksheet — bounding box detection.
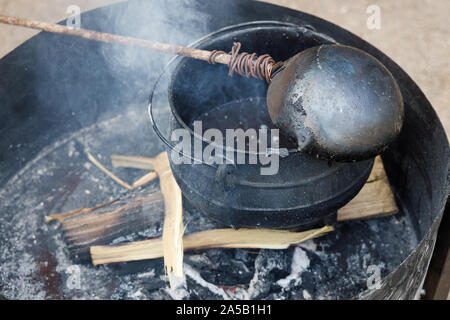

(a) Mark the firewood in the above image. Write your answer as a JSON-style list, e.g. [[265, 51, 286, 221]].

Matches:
[[89, 155, 398, 266], [111, 154, 155, 170], [90, 225, 333, 265], [133, 171, 158, 188], [53, 152, 397, 272], [60, 192, 164, 261], [337, 156, 398, 221], [88, 152, 157, 191], [152, 152, 184, 286]]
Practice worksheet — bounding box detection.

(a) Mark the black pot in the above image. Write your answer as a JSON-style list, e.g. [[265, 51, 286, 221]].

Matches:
[[162, 21, 374, 229]]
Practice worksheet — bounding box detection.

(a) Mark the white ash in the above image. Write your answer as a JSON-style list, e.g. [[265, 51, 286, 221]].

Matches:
[[276, 247, 310, 287]]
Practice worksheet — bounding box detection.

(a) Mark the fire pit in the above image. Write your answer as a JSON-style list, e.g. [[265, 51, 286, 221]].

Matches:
[[0, 0, 448, 300]]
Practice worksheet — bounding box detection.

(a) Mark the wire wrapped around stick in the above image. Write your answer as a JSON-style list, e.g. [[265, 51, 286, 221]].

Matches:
[[208, 42, 275, 83]]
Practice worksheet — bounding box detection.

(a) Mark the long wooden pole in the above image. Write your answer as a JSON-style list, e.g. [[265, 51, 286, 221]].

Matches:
[[0, 14, 232, 65]]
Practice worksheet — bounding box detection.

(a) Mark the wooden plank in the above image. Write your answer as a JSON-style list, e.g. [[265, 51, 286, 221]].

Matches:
[[90, 226, 334, 265], [337, 156, 398, 221]]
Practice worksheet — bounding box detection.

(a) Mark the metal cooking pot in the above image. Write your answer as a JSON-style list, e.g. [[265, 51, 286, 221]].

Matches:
[[150, 21, 374, 229]]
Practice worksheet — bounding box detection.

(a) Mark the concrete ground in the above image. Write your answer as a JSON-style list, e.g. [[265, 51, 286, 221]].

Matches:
[[0, 0, 448, 137]]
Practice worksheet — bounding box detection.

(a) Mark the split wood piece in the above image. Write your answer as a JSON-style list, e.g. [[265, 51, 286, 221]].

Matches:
[[0, 14, 231, 65], [62, 192, 164, 261], [133, 172, 158, 188], [337, 156, 398, 221], [111, 154, 155, 171], [152, 152, 184, 286], [91, 225, 333, 265]]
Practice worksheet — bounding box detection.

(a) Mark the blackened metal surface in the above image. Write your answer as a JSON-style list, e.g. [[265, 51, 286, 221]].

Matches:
[[268, 45, 404, 161], [0, 0, 448, 300]]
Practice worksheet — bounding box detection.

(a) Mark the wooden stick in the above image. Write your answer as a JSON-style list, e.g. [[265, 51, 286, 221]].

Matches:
[[45, 199, 118, 223], [152, 152, 184, 285], [0, 14, 231, 65], [62, 194, 163, 232], [111, 154, 155, 171], [91, 225, 333, 265], [111, 155, 158, 187], [133, 171, 158, 188], [87, 152, 133, 190]]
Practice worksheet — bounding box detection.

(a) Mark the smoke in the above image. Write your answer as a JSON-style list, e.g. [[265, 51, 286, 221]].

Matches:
[[26, 0, 220, 147], [98, 0, 213, 79]]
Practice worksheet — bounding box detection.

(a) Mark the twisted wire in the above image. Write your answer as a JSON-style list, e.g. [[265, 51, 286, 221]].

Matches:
[[208, 42, 275, 83]]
